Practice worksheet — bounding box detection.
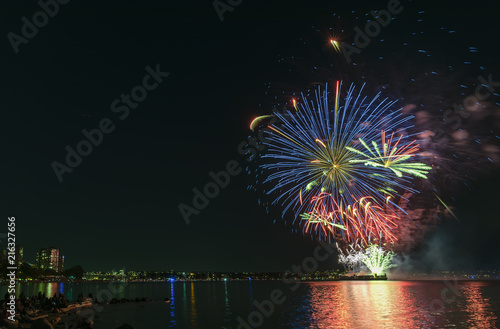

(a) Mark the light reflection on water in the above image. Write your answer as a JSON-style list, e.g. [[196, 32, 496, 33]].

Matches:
[[2, 280, 499, 328], [306, 282, 427, 328], [169, 281, 176, 328], [223, 280, 232, 327], [463, 282, 498, 328], [190, 282, 197, 328], [277, 281, 500, 329]]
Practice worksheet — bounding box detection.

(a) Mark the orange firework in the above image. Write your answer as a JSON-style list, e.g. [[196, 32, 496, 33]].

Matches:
[[301, 193, 398, 245]]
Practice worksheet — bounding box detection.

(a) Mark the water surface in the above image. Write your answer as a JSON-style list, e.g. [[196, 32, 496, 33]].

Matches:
[[2, 280, 499, 328]]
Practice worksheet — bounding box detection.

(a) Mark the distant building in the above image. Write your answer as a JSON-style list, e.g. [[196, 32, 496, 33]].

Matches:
[[1, 244, 23, 266], [36, 247, 64, 273]]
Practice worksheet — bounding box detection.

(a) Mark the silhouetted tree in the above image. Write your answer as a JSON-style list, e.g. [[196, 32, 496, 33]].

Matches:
[[63, 265, 84, 279]]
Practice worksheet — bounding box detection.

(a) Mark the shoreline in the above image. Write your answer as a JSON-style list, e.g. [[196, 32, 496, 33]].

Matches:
[[3, 299, 93, 329], [4, 278, 500, 286]]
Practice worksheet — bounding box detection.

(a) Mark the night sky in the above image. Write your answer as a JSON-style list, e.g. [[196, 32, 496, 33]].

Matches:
[[1, 0, 499, 272]]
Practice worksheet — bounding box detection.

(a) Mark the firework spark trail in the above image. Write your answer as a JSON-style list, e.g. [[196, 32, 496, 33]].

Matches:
[[360, 244, 397, 275], [337, 242, 365, 273], [338, 242, 397, 275], [302, 193, 400, 245]]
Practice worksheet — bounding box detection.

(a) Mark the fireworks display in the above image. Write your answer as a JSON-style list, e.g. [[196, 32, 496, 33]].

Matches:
[[337, 243, 365, 273], [259, 82, 431, 246], [337, 241, 397, 275], [360, 244, 398, 276], [246, 3, 500, 276], [330, 39, 341, 54]]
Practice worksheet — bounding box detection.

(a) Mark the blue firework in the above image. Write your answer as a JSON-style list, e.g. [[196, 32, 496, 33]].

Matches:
[[260, 82, 431, 243]]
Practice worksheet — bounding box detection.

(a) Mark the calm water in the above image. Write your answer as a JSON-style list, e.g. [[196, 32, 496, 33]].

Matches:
[[1, 280, 499, 328]]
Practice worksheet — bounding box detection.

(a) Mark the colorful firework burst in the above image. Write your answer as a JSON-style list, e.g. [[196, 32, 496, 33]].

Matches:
[[260, 81, 431, 244]]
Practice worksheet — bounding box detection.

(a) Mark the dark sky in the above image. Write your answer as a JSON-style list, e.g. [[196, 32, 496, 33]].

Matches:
[[1, 0, 499, 272]]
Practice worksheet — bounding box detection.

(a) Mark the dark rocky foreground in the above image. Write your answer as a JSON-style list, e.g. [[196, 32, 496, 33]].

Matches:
[[1, 297, 157, 329]]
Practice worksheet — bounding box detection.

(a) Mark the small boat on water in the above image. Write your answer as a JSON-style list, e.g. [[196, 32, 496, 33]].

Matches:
[[339, 274, 387, 280]]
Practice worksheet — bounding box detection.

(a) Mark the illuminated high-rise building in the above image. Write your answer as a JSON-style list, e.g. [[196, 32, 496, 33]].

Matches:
[[1, 244, 23, 266], [36, 247, 64, 273]]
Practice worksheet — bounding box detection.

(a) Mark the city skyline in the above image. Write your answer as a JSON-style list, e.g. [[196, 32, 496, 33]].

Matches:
[[1, 0, 500, 273], [36, 247, 64, 273]]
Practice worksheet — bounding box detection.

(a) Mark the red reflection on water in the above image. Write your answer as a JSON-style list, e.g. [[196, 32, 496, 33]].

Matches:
[[308, 282, 424, 329], [463, 282, 497, 328], [190, 282, 198, 328]]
